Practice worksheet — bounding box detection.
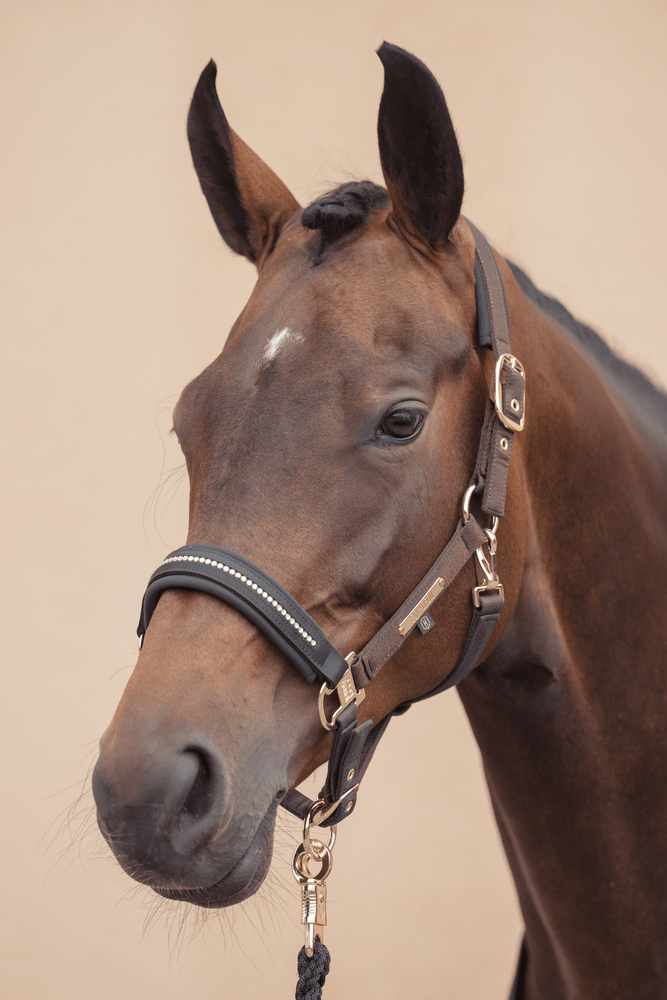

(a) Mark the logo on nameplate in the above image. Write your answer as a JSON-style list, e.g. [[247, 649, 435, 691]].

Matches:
[[417, 612, 435, 635]]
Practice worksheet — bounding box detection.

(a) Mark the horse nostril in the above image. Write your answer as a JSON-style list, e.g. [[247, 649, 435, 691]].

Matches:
[[180, 750, 213, 820], [93, 734, 229, 873], [169, 744, 227, 857]]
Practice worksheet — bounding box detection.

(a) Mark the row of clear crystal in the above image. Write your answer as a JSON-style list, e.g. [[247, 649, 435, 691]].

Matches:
[[157, 554, 317, 647]]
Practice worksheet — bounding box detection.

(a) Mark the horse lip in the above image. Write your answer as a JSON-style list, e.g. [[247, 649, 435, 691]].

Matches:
[[153, 795, 280, 908], [155, 842, 273, 908]]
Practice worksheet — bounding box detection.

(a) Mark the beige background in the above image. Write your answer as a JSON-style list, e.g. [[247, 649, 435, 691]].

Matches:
[[3, 1, 666, 998]]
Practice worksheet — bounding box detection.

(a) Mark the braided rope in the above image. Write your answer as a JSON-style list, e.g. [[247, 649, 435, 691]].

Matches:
[[295, 941, 331, 1000]]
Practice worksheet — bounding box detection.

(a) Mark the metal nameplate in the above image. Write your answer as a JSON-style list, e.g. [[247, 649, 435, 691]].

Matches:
[[398, 577, 445, 636]]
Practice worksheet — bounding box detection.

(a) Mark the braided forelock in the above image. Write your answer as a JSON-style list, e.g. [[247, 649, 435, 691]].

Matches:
[[301, 181, 388, 242]]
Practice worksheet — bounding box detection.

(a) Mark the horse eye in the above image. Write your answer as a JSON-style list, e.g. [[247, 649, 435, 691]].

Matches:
[[377, 407, 425, 440]]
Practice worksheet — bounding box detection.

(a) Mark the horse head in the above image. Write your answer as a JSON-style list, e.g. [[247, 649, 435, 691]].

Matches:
[[92, 43, 525, 909]]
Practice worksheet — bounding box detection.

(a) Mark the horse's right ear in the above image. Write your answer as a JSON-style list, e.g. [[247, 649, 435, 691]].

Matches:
[[376, 43, 464, 252], [187, 61, 300, 266]]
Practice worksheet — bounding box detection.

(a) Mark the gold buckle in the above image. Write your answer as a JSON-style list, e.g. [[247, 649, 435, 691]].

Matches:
[[494, 354, 525, 432], [473, 580, 505, 608], [318, 653, 366, 732]]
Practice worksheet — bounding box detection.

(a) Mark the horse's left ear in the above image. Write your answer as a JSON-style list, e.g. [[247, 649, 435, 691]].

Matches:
[[376, 42, 464, 252], [187, 60, 300, 265]]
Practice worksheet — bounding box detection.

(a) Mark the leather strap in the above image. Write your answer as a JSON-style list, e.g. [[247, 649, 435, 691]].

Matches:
[[137, 544, 349, 688], [413, 590, 504, 696], [283, 589, 504, 827], [474, 255, 493, 349], [467, 220, 525, 519], [468, 220, 511, 354], [282, 705, 400, 826], [352, 515, 486, 688]]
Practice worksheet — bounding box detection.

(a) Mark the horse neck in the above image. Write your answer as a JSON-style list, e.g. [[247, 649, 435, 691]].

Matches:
[[458, 267, 667, 997]]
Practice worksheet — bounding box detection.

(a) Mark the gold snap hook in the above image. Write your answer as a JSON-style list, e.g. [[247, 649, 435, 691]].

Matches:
[[292, 799, 337, 957]]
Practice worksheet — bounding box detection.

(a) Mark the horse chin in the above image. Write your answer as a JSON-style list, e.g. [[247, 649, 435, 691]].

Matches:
[[155, 831, 275, 909], [102, 793, 280, 910]]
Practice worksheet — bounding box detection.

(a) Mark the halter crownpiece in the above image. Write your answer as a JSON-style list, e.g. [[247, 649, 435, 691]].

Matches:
[[136, 221, 525, 828]]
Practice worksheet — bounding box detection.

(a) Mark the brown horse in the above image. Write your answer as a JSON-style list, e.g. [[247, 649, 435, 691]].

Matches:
[[92, 42, 667, 998]]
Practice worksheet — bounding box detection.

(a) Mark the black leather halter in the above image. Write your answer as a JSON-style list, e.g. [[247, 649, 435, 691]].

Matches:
[[137, 221, 525, 828]]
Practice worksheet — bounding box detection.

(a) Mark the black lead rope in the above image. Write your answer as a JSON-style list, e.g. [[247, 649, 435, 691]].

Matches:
[[295, 942, 331, 1000]]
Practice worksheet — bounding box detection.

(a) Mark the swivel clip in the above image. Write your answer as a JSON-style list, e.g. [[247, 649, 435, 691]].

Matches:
[[292, 800, 337, 956], [473, 522, 504, 608]]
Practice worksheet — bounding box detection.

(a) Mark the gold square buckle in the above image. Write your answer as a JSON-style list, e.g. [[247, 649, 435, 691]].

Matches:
[[318, 654, 366, 731]]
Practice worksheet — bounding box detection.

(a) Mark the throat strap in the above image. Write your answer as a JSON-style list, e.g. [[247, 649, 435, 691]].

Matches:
[[351, 516, 486, 689]]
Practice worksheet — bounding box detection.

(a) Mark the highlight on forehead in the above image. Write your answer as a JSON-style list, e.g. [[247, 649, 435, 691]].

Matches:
[[262, 326, 303, 364]]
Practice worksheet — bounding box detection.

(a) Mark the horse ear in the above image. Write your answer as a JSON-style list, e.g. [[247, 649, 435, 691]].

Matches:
[[376, 42, 464, 251], [187, 61, 300, 265]]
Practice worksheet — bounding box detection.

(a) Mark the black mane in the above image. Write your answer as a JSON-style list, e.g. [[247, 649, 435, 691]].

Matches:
[[508, 260, 667, 424]]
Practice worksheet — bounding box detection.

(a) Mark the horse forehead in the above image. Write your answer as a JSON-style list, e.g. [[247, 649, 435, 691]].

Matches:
[[262, 325, 304, 364], [181, 222, 474, 422], [255, 254, 455, 356]]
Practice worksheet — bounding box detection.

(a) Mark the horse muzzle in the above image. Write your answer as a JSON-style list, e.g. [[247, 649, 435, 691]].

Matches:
[[92, 730, 279, 906]]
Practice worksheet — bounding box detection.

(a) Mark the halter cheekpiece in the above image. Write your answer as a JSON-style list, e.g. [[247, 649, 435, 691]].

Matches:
[[137, 220, 526, 829]]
